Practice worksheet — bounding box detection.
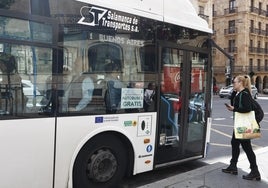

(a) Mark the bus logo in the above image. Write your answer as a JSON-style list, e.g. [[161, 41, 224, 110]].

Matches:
[[78, 6, 108, 26], [77, 4, 140, 32]]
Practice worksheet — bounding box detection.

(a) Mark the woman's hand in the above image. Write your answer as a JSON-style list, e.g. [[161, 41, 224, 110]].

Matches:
[[225, 103, 234, 111]]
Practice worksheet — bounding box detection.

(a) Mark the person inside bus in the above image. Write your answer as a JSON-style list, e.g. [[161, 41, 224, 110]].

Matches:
[[63, 57, 94, 112], [143, 82, 156, 112]]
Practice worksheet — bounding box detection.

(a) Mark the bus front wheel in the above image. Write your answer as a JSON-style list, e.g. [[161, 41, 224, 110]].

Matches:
[[73, 134, 127, 188]]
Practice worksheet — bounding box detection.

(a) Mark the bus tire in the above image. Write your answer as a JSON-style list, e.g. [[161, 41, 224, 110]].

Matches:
[[73, 133, 127, 188]]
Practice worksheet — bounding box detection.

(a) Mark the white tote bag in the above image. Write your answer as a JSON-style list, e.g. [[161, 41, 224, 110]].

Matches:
[[234, 111, 261, 139]]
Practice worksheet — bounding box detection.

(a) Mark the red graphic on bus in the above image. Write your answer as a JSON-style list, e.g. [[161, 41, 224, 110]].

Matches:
[[162, 65, 204, 94]]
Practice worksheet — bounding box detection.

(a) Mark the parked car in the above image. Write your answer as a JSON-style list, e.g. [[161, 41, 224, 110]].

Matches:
[[21, 79, 41, 96], [189, 92, 205, 122], [251, 85, 259, 99], [219, 85, 233, 98], [219, 84, 258, 99], [263, 88, 268, 94]]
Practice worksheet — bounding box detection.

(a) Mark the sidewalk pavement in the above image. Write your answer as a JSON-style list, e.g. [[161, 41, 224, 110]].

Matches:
[[137, 146, 268, 188]]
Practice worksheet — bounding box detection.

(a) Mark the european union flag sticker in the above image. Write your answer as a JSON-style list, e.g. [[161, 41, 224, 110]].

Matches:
[[95, 117, 103, 123]]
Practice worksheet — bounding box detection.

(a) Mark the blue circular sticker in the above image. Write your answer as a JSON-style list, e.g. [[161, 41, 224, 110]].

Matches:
[[146, 145, 153, 152]]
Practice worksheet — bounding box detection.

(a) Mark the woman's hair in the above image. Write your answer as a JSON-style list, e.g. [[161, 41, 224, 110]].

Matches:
[[235, 75, 252, 93]]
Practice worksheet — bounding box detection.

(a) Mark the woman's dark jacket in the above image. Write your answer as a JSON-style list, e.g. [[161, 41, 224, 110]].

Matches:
[[231, 88, 252, 113]]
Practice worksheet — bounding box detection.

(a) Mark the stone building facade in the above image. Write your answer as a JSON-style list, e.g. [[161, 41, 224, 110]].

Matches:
[[212, 0, 268, 92]]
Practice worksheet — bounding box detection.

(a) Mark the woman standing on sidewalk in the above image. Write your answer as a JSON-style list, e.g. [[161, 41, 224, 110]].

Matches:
[[222, 75, 261, 181]]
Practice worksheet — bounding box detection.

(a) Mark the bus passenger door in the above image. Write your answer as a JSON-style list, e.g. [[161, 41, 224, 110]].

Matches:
[[182, 51, 208, 159], [155, 45, 184, 163], [155, 45, 209, 164]]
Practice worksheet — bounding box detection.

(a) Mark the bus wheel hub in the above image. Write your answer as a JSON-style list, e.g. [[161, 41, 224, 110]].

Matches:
[[87, 149, 117, 182]]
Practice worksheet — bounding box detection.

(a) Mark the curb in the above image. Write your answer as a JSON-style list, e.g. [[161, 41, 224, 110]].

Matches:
[[136, 162, 226, 188], [137, 146, 268, 188]]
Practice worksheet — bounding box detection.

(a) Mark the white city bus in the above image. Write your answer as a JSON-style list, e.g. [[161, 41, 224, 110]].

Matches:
[[0, 0, 213, 188]]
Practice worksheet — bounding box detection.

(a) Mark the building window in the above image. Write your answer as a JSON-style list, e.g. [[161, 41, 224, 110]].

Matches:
[[249, 59, 253, 72], [229, 0, 236, 13], [257, 59, 261, 71], [229, 0, 236, 10], [257, 41, 261, 53], [265, 60, 268, 71], [259, 2, 262, 15], [250, 0, 254, 7], [250, 40, 253, 47], [229, 40, 235, 52], [229, 20, 236, 33], [250, 20, 254, 27], [250, 0, 255, 12], [250, 20, 254, 33], [249, 40, 253, 52]]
